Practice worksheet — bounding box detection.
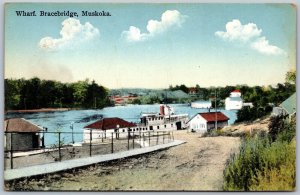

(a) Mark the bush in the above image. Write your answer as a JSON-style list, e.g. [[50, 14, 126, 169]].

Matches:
[[223, 124, 296, 191], [236, 106, 271, 123]]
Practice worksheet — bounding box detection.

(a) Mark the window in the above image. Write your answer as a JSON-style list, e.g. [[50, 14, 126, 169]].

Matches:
[[157, 126, 160, 129], [171, 124, 173, 127], [164, 125, 167, 128], [122, 129, 125, 132]]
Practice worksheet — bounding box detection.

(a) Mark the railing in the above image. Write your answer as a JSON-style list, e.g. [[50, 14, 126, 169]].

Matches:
[[4, 130, 174, 170]]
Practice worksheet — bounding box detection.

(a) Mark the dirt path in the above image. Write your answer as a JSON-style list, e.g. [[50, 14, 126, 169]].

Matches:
[[7, 131, 240, 191]]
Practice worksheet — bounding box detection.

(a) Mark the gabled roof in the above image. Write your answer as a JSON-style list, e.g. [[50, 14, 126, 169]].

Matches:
[[280, 92, 296, 115], [232, 90, 241, 93], [199, 112, 229, 122], [4, 118, 43, 132], [84, 117, 136, 130]]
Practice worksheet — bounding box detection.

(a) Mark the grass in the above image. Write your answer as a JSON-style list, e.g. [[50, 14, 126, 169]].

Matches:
[[223, 119, 296, 191]]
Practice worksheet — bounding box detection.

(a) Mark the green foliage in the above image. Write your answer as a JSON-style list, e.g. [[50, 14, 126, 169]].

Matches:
[[285, 70, 296, 84], [169, 84, 189, 94], [236, 107, 270, 122], [5, 78, 111, 110], [223, 120, 296, 191]]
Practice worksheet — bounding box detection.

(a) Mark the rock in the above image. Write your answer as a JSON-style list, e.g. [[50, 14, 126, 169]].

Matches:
[[37, 181, 45, 186], [128, 165, 133, 169], [52, 174, 61, 180]]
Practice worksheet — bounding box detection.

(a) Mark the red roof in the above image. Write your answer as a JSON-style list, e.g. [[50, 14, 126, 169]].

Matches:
[[232, 90, 241, 93], [4, 118, 44, 132], [84, 117, 136, 130], [199, 112, 229, 122]]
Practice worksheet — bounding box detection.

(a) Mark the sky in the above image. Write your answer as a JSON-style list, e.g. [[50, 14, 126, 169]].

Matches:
[[5, 3, 296, 89]]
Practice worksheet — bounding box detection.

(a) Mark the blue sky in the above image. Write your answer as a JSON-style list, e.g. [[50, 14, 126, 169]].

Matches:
[[5, 3, 296, 88]]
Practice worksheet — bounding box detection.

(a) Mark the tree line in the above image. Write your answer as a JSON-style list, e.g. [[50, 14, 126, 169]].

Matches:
[[170, 70, 296, 115], [5, 77, 112, 110]]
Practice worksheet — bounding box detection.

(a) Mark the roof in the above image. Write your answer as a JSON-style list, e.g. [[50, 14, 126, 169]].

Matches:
[[280, 92, 296, 115], [227, 97, 243, 102], [199, 112, 229, 122], [4, 118, 43, 132], [193, 100, 211, 103], [84, 117, 136, 130], [231, 90, 241, 93]]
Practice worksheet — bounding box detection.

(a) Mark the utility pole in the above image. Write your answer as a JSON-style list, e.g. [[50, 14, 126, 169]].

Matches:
[[215, 88, 217, 130], [70, 122, 74, 144]]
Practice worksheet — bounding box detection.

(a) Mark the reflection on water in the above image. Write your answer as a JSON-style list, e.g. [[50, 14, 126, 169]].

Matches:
[[6, 104, 237, 146]]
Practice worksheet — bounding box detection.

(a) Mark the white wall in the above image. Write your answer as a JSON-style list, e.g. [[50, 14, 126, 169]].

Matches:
[[191, 102, 212, 108], [188, 114, 207, 133], [225, 98, 243, 110]]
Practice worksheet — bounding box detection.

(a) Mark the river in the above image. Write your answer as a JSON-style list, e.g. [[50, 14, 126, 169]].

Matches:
[[6, 104, 237, 146]]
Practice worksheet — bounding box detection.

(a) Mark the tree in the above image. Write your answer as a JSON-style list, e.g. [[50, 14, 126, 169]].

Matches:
[[285, 70, 296, 84], [4, 79, 23, 110]]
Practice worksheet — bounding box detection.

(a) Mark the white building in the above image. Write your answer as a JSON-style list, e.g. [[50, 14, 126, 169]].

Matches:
[[225, 90, 243, 110], [83, 117, 136, 142], [187, 112, 229, 133], [191, 100, 212, 109]]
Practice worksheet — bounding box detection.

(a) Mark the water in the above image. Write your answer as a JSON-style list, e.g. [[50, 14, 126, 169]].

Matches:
[[6, 104, 237, 146]]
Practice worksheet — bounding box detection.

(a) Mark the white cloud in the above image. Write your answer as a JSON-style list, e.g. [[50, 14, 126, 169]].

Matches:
[[215, 19, 285, 55], [122, 10, 187, 42], [215, 19, 262, 42], [251, 37, 286, 55], [39, 18, 99, 51]]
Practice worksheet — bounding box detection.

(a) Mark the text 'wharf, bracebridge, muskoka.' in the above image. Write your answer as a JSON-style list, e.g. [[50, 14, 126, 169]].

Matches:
[[15, 11, 112, 17]]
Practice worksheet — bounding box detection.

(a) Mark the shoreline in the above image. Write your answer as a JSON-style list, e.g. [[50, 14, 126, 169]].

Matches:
[[5, 108, 75, 114]]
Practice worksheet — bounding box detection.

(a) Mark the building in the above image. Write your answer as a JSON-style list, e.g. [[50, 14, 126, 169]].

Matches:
[[225, 90, 243, 110], [187, 112, 229, 133], [83, 117, 136, 142], [4, 118, 45, 151], [191, 100, 212, 109], [188, 87, 198, 97], [110, 94, 139, 105], [272, 92, 296, 121]]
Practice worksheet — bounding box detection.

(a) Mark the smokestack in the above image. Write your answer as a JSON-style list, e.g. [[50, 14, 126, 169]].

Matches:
[[160, 105, 165, 115]]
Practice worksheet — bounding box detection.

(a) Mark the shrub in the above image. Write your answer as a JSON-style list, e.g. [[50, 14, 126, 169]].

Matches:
[[223, 125, 296, 191]]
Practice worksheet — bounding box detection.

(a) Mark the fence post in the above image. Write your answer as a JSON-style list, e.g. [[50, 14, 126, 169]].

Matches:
[[163, 131, 165, 144], [172, 131, 174, 141], [89, 130, 92, 157], [148, 131, 150, 147], [132, 132, 135, 149], [142, 132, 145, 147], [58, 132, 61, 161], [10, 133, 13, 169], [139, 131, 142, 148], [156, 132, 159, 145], [127, 131, 130, 150], [111, 133, 114, 153], [102, 132, 104, 142]]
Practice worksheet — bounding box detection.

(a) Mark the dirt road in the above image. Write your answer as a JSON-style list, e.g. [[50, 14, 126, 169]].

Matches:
[[7, 131, 240, 191]]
